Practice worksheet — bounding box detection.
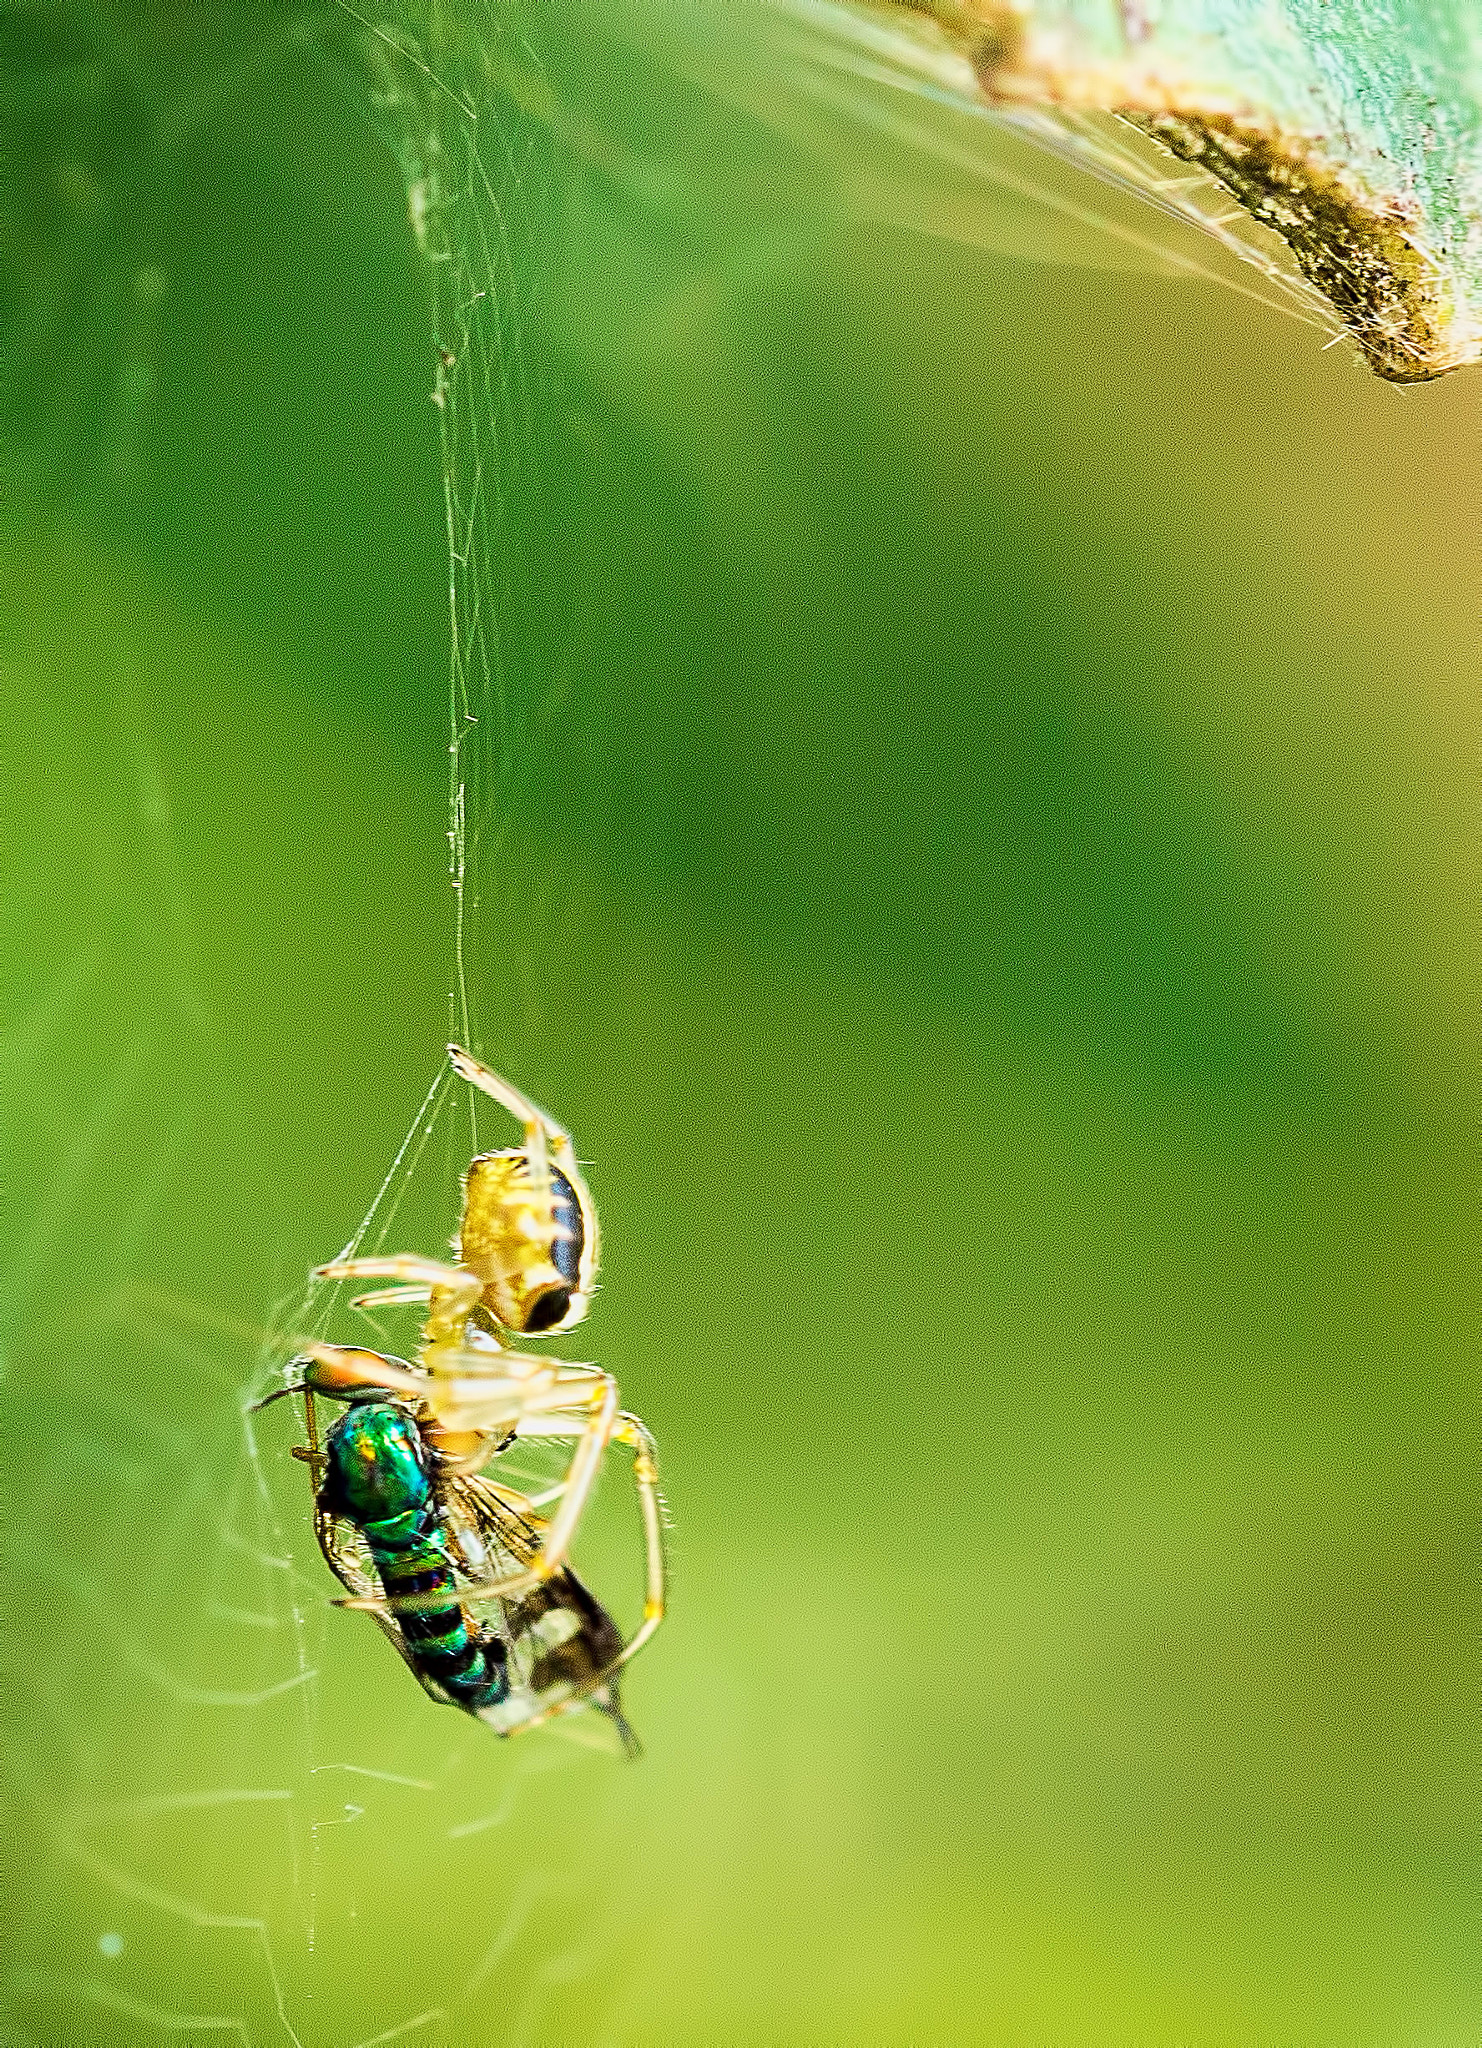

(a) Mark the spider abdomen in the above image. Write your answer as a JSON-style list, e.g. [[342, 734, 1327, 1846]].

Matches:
[[460, 1148, 591, 1334]]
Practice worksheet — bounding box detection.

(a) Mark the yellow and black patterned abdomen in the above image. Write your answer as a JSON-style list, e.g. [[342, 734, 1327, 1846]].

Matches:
[[460, 1148, 587, 1333]]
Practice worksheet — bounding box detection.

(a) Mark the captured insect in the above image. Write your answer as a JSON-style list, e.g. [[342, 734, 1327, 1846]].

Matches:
[[258, 1045, 666, 1747]]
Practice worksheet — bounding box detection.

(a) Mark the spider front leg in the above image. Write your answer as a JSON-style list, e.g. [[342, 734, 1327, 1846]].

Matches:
[[316, 1252, 561, 1427], [448, 1043, 582, 1183], [430, 1387, 666, 1633], [387, 1367, 624, 1606], [353, 1363, 627, 1614]]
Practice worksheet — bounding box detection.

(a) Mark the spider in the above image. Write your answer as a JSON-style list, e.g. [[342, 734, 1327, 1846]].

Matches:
[[270, 1045, 665, 1741]]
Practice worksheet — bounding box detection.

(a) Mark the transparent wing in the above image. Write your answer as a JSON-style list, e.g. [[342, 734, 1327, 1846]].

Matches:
[[316, 1505, 454, 1705], [446, 1472, 638, 1751], [309, 1428, 635, 1743]]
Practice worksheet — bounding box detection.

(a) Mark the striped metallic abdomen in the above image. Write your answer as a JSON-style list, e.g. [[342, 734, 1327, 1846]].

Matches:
[[322, 1400, 509, 1711], [362, 1508, 508, 1707]]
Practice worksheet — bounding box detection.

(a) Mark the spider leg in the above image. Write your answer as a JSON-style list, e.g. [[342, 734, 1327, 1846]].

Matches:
[[429, 1367, 609, 1504], [316, 1252, 480, 1312], [316, 1253, 481, 1359], [417, 1343, 572, 1437], [355, 1372, 623, 1609], [487, 1409, 665, 1744], [506, 1369, 619, 1585], [609, 1410, 666, 1666], [448, 1044, 591, 1203], [448, 1043, 573, 1150], [512, 1406, 665, 1661], [347, 1283, 431, 1311]]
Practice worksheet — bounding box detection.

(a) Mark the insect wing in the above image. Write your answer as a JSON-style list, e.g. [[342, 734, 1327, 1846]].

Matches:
[[316, 1506, 378, 1603], [316, 1506, 459, 1705], [448, 1474, 637, 1750]]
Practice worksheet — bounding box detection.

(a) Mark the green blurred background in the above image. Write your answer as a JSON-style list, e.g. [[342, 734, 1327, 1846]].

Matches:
[[2, 4, 1479, 2042]]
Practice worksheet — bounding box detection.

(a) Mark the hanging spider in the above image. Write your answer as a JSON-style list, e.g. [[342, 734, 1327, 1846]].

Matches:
[[259, 1045, 665, 1746]]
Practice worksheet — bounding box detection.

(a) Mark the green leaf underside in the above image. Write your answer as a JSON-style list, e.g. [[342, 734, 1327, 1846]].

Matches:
[[894, 0, 1482, 380]]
